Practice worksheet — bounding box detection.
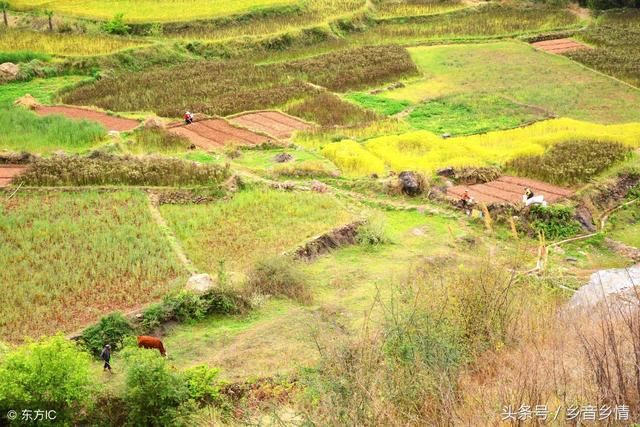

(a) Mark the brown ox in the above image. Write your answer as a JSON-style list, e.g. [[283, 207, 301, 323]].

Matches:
[[137, 336, 167, 357]]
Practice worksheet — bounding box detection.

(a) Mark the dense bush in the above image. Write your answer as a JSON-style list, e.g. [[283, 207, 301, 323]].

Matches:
[[0, 335, 92, 421], [247, 256, 312, 304], [81, 312, 134, 356], [16, 154, 230, 186], [123, 348, 188, 426], [525, 204, 582, 240], [507, 140, 630, 185], [356, 215, 392, 246], [140, 289, 249, 333], [183, 365, 223, 403]]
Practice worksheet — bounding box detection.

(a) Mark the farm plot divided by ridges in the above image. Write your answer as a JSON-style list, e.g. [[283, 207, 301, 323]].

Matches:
[[447, 176, 574, 204], [168, 119, 270, 149], [531, 38, 590, 54], [229, 111, 314, 139], [0, 191, 187, 343], [0, 165, 27, 187], [35, 106, 139, 132]]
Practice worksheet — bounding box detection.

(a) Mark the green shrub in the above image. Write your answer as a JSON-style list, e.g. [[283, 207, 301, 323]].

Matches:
[[356, 216, 392, 246], [0, 335, 92, 421], [526, 204, 582, 240], [247, 256, 312, 304], [81, 312, 134, 357], [0, 51, 51, 63], [140, 303, 170, 333], [164, 291, 207, 323], [507, 140, 631, 185], [102, 13, 130, 35], [183, 365, 222, 403], [123, 348, 188, 426]]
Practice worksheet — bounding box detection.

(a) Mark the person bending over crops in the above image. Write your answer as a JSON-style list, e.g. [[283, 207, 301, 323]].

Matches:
[[460, 190, 474, 216], [184, 111, 193, 125]]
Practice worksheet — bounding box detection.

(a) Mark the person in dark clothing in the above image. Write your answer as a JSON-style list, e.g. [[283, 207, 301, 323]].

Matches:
[[524, 187, 535, 200], [101, 344, 112, 372]]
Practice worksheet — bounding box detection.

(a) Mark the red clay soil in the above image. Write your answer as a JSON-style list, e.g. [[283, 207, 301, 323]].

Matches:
[[531, 38, 590, 54], [0, 165, 27, 187], [168, 119, 270, 149], [229, 111, 313, 139], [34, 106, 139, 132], [447, 176, 574, 204]]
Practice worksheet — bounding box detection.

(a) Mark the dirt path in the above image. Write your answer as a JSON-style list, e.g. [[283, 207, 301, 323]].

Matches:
[[0, 165, 27, 187], [447, 176, 573, 204], [35, 106, 139, 132], [147, 193, 196, 275]]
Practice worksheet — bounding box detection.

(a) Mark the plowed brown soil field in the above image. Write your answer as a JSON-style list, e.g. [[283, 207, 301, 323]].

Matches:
[[447, 176, 573, 204], [0, 165, 27, 187], [168, 119, 270, 149], [229, 111, 313, 139], [34, 106, 139, 131], [531, 38, 590, 54]]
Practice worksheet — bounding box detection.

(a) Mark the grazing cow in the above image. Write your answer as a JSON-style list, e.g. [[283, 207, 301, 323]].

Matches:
[[137, 336, 167, 357]]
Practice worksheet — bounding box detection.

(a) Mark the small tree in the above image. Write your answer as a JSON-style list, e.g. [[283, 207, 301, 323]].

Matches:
[[102, 13, 130, 35], [0, 335, 93, 421], [44, 9, 53, 31], [0, 2, 9, 27], [123, 348, 188, 426]]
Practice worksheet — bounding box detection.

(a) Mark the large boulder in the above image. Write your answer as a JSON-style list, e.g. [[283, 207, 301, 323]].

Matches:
[[398, 171, 423, 196], [274, 153, 293, 163], [0, 62, 20, 82], [185, 273, 215, 294], [568, 264, 640, 310], [143, 117, 166, 129]]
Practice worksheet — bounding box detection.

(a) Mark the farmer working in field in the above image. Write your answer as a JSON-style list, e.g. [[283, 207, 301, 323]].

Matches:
[[184, 111, 193, 125], [524, 187, 535, 200], [100, 344, 112, 373], [460, 190, 474, 216]]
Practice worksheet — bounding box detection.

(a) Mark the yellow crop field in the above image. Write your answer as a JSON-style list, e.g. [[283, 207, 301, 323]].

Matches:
[[326, 119, 640, 176], [321, 140, 386, 177], [0, 29, 144, 56], [11, 0, 297, 23]]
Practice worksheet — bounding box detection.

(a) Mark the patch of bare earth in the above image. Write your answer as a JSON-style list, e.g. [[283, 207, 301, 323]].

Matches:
[[34, 105, 139, 132], [531, 38, 591, 54], [447, 176, 574, 204], [0, 165, 27, 187], [167, 119, 271, 149], [229, 111, 314, 139]]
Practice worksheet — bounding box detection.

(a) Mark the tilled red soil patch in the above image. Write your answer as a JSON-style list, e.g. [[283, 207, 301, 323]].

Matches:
[[447, 176, 573, 204], [34, 106, 139, 132], [168, 119, 270, 149], [229, 111, 313, 139], [531, 38, 590, 54], [0, 165, 27, 187]]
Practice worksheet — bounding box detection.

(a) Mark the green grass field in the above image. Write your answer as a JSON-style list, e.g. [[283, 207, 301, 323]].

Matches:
[[347, 41, 640, 133], [0, 191, 186, 343], [0, 76, 89, 105], [10, 0, 298, 23], [160, 189, 355, 272]]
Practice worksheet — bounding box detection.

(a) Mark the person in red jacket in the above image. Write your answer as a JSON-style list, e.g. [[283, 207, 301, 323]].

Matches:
[[184, 111, 193, 125]]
